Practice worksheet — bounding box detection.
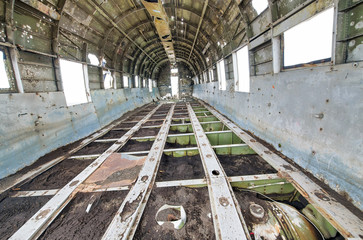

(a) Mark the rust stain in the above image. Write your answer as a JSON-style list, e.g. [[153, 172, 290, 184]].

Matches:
[[35, 209, 51, 220], [84, 153, 146, 189], [314, 192, 330, 201], [69, 180, 79, 187], [219, 197, 229, 207]]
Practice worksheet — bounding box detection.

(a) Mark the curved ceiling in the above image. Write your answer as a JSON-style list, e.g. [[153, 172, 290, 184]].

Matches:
[[51, 0, 245, 78]]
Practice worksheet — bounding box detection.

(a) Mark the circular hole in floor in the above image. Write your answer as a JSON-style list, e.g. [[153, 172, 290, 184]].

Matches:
[[212, 170, 220, 176]]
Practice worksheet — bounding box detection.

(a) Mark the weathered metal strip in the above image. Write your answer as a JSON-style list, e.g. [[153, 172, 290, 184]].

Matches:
[[102, 104, 176, 240], [9, 103, 163, 240], [186, 103, 249, 240], [11, 189, 59, 198], [199, 100, 363, 239], [11, 174, 282, 197], [0, 104, 152, 195]]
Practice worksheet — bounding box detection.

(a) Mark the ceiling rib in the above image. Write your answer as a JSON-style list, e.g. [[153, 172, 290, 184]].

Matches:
[[141, 0, 176, 64], [188, 0, 208, 61], [87, 0, 156, 64]]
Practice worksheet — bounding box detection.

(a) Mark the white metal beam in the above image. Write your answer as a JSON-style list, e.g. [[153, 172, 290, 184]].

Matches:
[[102, 104, 176, 240], [9, 104, 163, 240], [186, 103, 249, 240], [199, 100, 363, 239]]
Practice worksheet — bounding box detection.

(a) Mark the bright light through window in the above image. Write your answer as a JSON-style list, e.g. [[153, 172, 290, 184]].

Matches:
[[217, 59, 226, 90], [284, 8, 334, 67], [0, 51, 10, 88], [252, 0, 268, 15], [59, 59, 89, 106], [135, 76, 139, 88], [143, 78, 146, 88], [88, 53, 99, 66], [148, 79, 152, 92], [235, 46, 250, 92], [103, 70, 113, 89], [123, 75, 129, 88], [209, 69, 214, 81], [171, 68, 178, 74], [171, 76, 179, 97]]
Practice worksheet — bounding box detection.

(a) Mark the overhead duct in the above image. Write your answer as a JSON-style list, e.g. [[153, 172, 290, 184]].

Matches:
[[142, 0, 176, 64]]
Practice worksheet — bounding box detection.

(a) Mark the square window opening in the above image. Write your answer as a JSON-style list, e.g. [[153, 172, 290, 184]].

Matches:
[[217, 59, 226, 90], [0, 50, 12, 90], [103, 70, 113, 89], [59, 59, 90, 106], [135, 76, 139, 88], [123, 75, 129, 88], [148, 79, 153, 92], [88, 53, 99, 66], [234, 46, 250, 92], [283, 7, 334, 68]]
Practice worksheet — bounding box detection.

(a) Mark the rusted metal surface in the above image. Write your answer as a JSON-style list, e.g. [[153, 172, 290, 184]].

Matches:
[[84, 153, 146, 190], [141, 0, 175, 63]]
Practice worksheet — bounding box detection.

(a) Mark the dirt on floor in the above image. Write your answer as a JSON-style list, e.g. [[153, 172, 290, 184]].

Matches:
[[133, 128, 160, 137], [19, 159, 94, 191], [164, 142, 197, 149], [116, 122, 137, 128], [99, 130, 127, 139], [0, 196, 52, 239], [143, 120, 164, 126], [119, 140, 155, 152], [134, 187, 215, 240], [217, 154, 277, 176], [39, 191, 127, 240], [75, 142, 114, 155], [156, 154, 205, 181], [149, 115, 167, 120]]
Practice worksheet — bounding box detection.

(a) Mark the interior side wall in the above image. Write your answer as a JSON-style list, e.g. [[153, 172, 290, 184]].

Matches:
[[193, 63, 363, 210], [0, 88, 159, 179]]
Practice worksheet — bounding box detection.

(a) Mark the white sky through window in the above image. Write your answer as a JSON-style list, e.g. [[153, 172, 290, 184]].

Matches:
[[0, 51, 10, 88], [88, 53, 99, 66], [252, 0, 268, 15], [59, 59, 88, 106], [236, 46, 250, 92], [284, 8, 334, 67]]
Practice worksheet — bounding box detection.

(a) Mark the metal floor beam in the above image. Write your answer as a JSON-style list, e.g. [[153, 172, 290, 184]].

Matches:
[[198, 99, 363, 239], [9, 103, 164, 240], [186, 102, 249, 240], [102, 103, 176, 240]]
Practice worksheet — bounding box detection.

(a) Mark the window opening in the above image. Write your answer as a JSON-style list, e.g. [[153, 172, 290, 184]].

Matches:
[[135, 76, 139, 88], [217, 59, 226, 90], [148, 79, 153, 92], [59, 59, 89, 106], [103, 70, 113, 89], [88, 53, 99, 66], [252, 0, 268, 15], [123, 75, 129, 88], [0, 50, 11, 89], [234, 46, 250, 92], [283, 7, 334, 68]]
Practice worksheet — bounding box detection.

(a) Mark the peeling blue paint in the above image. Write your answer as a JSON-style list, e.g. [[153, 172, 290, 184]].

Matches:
[[193, 63, 363, 210], [0, 88, 159, 179]]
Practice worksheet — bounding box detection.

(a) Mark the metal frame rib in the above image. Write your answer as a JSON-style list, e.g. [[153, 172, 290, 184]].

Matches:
[[9, 103, 163, 240], [198, 100, 363, 239], [102, 103, 176, 240], [186, 102, 249, 240]]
